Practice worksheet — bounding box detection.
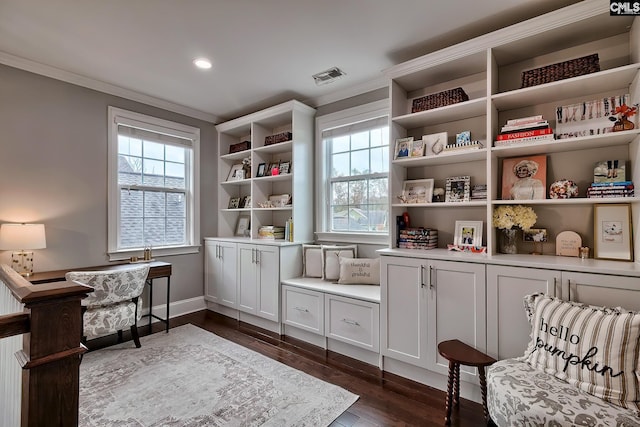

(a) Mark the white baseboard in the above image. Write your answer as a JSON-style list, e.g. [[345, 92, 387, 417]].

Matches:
[[141, 296, 207, 324]]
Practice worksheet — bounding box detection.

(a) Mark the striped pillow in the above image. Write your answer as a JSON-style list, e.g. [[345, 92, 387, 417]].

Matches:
[[524, 293, 640, 409]]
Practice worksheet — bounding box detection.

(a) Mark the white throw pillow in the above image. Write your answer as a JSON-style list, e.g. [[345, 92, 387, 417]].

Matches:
[[302, 244, 323, 278], [321, 245, 357, 281], [523, 293, 640, 409], [338, 258, 380, 285]]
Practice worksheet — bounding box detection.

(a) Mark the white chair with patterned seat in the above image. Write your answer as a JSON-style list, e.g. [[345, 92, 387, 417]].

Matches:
[[65, 265, 150, 348]]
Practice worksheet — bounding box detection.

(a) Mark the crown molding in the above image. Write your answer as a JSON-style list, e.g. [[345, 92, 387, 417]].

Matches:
[[305, 74, 389, 108], [0, 51, 218, 123]]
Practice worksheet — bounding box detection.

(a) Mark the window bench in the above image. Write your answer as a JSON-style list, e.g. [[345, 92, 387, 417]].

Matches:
[[280, 277, 381, 367]]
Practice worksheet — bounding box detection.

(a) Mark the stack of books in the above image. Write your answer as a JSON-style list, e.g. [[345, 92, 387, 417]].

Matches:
[[398, 228, 438, 250], [258, 225, 285, 240], [494, 115, 554, 147], [587, 181, 635, 198], [471, 184, 487, 200]]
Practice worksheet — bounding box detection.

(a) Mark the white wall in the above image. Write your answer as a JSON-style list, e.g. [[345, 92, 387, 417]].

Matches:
[[0, 64, 217, 305]]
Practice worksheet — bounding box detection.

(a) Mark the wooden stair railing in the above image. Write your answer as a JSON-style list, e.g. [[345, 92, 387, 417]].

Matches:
[[0, 264, 92, 427]]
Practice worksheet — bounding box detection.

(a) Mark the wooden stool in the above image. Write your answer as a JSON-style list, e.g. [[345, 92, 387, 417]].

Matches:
[[437, 339, 496, 425]]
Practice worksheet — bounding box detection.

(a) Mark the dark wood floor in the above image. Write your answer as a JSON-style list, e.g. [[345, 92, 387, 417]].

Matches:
[[90, 310, 487, 427]]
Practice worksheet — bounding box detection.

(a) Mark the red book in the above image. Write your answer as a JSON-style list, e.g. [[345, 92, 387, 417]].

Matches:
[[497, 127, 553, 140]]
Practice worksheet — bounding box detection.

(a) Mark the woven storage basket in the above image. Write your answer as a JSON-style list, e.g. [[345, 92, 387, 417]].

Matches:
[[521, 53, 600, 88], [411, 87, 469, 113]]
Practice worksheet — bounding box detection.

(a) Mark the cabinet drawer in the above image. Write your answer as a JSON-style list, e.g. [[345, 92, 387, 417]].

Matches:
[[325, 294, 380, 352], [282, 285, 324, 335]]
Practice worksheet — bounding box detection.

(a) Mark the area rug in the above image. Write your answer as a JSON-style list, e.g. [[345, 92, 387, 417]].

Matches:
[[79, 324, 358, 426]]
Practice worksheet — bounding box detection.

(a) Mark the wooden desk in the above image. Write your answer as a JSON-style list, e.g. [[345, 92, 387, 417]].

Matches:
[[27, 261, 172, 332]]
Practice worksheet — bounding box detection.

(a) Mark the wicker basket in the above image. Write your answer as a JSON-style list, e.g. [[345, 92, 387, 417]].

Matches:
[[411, 87, 469, 113], [264, 132, 292, 146], [521, 53, 600, 88]]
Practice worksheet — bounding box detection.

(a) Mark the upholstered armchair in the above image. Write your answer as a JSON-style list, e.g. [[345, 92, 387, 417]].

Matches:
[[65, 265, 150, 348]]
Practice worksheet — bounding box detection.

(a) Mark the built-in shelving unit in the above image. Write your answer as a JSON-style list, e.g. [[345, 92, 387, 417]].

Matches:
[[385, 0, 640, 259], [215, 100, 316, 242]]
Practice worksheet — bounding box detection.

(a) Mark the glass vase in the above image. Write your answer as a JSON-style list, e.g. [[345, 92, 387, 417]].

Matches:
[[500, 229, 517, 254]]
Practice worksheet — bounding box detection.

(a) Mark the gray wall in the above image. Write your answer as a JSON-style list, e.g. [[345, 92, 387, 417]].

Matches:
[[0, 64, 217, 305]]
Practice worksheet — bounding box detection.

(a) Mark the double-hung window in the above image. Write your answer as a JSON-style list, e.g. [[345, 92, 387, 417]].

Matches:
[[316, 100, 389, 244], [107, 107, 200, 259]]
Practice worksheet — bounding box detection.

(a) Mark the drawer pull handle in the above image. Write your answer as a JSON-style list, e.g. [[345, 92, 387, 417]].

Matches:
[[342, 318, 360, 326], [293, 306, 309, 312]]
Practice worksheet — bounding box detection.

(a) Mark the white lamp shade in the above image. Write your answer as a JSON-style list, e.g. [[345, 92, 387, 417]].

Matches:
[[0, 223, 47, 250]]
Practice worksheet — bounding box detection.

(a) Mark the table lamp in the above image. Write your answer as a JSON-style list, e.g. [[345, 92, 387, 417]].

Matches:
[[0, 223, 47, 276]]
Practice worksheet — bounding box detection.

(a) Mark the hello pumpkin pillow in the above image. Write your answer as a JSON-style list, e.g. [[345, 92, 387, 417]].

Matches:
[[523, 293, 640, 409]]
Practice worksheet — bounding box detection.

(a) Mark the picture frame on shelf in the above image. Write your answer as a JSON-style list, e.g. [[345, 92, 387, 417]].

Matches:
[[241, 195, 251, 208], [256, 162, 267, 177], [228, 197, 240, 209], [400, 178, 434, 204], [593, 203, 633, 261], [456, 131, 471, 145], [523, 228, 548, 242], [279, 160, 291, 174], [235, 214, 251, 236], [394, 137, 413, 159], [501, 154, 547, 200], [422, 132, 448, 156], [410, 139, 425, 157], [269, 193, 291, 207], [593, 159, 626, 183], [454, 220, 483, 247], [227, 163, 245, 181], [445, 176, 470, 202]]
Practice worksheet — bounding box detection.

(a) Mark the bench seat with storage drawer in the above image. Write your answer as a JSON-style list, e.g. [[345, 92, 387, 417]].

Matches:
[[281, 277, 380, 366]]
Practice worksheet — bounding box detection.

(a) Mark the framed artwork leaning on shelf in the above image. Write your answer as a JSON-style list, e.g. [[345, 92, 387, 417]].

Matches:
[[394, 137, 413, 159], [235, 214, 251, 236], [228, 197, 240, 209], [422, 132, 448, 156], [501, 154, 547, 200], [445, 176, 470, 202], [593, 203, 633, 261], [401, 178, 434, 203], [279, 160, 291, 174], [227, 163, 245, 181], [454, 220, 483, 247], [256, 162, 267, 177], [410, 139, 425, 157]]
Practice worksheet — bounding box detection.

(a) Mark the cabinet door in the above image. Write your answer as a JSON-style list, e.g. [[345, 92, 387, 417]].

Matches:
[[256, 245, 280, 321], [237, 244, 257, 314], [486, 265, 560, 360], [427, 260, 486, 379], [563, 271, 640, 311], [380, 255, 428, 368], [205, 240, 237, 308]]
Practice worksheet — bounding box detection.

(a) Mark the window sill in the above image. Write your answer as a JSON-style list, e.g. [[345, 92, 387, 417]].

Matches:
[[315, 232, 389, 246], [108, 245, 201, 261]]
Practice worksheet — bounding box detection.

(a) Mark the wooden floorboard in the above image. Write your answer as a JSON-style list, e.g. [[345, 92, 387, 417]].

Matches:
[[88, 310, 487, 427]]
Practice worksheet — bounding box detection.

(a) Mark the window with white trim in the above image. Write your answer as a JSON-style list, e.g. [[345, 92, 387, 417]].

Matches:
[[316, 101, 389, 242], [108, 107, 200, 258]]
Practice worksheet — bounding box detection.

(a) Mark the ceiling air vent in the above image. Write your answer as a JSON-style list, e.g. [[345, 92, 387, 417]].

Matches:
[[312, 67, 346, 86]]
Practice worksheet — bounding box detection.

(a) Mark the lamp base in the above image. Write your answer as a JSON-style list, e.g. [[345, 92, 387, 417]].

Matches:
[[11, 251, 34, 277]]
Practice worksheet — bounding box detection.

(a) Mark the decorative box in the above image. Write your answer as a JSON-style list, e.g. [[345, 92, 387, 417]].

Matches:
[[264, 132, 292, 146], [411, 87, 469, 113], [229, 140, 250, 154], [521, 53, 600, 88]]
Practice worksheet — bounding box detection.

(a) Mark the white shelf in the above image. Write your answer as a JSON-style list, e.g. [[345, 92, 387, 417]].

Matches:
[[392, 201, 487, 208], [493, 197, 639, 206], [392, 97, 486, 128], [254, 174, 292, 183], [392, 148, 486, 167], [253, 141, 293, 155], [220, 150, 251, 161], [220, 179, 251, 187]]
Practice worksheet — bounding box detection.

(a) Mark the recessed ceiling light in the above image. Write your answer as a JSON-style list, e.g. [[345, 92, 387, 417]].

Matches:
[[193, 58, 212, 70]]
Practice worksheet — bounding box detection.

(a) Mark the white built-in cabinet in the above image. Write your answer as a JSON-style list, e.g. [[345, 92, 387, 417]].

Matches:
[[562, 271, 640, 311], [384, 1, 640, 258], [204, 239, 237, 308], [238, 243, 280, 322], [380, 255, 485, 382]]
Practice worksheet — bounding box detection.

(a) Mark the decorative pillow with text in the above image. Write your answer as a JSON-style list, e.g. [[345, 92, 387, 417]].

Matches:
[[524, 293, 640, 409], [338, 257, 380, 285]]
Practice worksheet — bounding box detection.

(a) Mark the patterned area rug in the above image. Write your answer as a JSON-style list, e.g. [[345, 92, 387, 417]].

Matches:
[[79, 324, 358, 426]]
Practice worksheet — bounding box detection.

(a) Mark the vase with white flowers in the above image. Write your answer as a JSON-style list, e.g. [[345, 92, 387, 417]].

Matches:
[[492, 205, 537, 254]]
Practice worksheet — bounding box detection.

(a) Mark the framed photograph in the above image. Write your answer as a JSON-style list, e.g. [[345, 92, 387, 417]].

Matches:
[[235, 214, 251, 236], [394, 137, 413, 159], [241, 195, 251, 208], [594, 203, 633, 261], [279, 160, 291, 174], [227, 163, 245, 181], [401, 179, 434, 204], [422, 132, 448, 156], [228, 197, 240, 209], [410, 139, 425, 157], [256, 162, 267, 177], [269, 193, 291, 207], [445, 176, 470, 202], [501, 154, 547, 200], [454, 220, 483, 247], [593, 159, 626, 183], [523, 228, 548, 242]]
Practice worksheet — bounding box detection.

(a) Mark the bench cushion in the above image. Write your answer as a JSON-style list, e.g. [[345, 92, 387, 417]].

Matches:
[[488, 358, 640, 427]]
